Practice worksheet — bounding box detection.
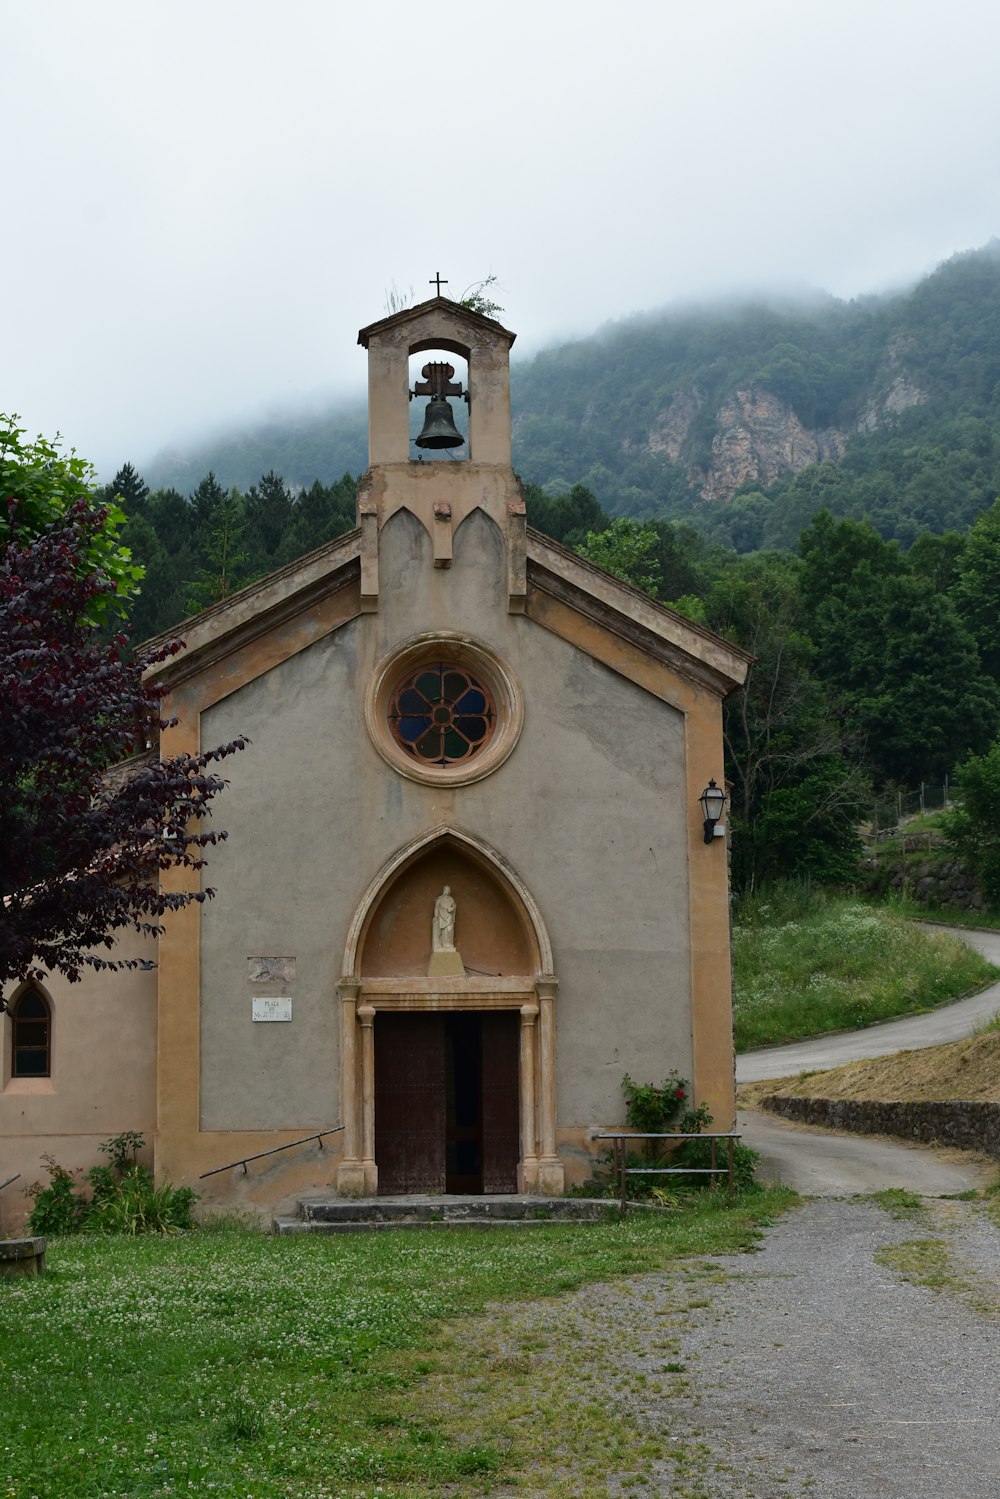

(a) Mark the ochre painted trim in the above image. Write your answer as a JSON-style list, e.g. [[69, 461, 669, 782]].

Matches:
[[525, 588, 736, 1129], [683, 695, 737, 1130], [154, 694, 203, 1182], [526, 587, 713, 715], [166, 579, 361, 718]]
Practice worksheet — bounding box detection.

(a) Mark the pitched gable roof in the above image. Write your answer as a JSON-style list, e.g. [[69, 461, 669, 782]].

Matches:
[[142, 517, 749, 702], [357, 296, 516, 349]]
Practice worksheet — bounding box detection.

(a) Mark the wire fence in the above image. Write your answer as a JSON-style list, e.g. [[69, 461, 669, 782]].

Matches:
[[872, 780, 951, 835]]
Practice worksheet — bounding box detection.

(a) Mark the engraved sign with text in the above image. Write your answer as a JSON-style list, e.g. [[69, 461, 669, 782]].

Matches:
[[252, 997, 293, 1023]]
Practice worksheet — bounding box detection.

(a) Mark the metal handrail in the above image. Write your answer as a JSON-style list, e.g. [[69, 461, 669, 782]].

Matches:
[[199, 1126, 344, 1179], [593, 1131, 741, 1213], [0, 1173, 20, 1193]]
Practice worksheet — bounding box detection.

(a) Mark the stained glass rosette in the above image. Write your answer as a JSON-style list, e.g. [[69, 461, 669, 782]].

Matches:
[[388, 665, 496, 766]]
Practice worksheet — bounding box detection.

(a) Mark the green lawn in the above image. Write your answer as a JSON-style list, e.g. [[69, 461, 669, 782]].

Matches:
[[0, 1192, 792, 1498], [733, 889, 999, 1051]]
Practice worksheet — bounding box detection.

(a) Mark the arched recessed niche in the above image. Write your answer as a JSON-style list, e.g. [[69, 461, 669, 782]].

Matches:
[[358, 839, 538, 979]]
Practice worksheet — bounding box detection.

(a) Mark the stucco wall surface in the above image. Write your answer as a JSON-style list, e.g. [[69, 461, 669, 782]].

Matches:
[[0, 930, 157, 1230], [200, 505, 692, 1134]]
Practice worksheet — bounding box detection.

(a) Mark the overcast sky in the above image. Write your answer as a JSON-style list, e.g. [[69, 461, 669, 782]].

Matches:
[[5, 0, 1000, 477]]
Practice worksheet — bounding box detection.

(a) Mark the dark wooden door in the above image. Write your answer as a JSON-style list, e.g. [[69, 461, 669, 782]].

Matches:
[[481, 1012, 520, 1194], [375, 1013, 446, 1195]]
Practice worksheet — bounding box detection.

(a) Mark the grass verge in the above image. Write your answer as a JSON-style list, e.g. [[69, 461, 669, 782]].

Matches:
[[875, 1207, 1000, 1322], [873, 1188, 926, 1220], [738, 1026, 1000, 1105], [0, 1187, 793, 1498], [733, 886, 999, 1051], [867, 895, 1000, 932]]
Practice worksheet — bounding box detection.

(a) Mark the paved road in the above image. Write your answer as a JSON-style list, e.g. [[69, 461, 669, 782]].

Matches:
[[737, 923, 1000, 1083], [737, 923, 1000, 1194], [740, 1108, 995, 1193]]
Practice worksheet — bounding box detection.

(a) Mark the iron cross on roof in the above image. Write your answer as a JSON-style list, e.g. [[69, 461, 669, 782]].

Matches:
[[430, 272, 448, 296]]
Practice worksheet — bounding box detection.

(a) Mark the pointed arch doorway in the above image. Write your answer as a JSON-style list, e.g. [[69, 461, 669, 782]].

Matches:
[[336, 829, 563, 1197]]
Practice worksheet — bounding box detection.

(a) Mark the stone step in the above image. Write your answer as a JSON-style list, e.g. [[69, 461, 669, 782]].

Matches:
[[272, 1215, 603, 1235], [272, 1194, 611, 1235]]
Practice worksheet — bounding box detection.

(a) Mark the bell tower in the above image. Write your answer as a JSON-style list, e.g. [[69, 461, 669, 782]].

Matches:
[[355, 292, 526, 612]]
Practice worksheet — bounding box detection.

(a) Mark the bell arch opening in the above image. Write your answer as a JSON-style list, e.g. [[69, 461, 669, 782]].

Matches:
[[408, 349, 469, 459]]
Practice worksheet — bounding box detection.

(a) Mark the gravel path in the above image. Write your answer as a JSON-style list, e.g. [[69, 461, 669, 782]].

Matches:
[[659, 1198, 1000, 1497], [448, 1198, 1000, 1498]]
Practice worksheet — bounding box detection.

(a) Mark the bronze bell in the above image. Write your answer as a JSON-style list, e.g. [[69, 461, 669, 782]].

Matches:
[[415, 394, 465, 450]]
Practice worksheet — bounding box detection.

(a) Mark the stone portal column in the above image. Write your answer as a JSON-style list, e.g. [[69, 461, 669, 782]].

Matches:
[[357, 1004, 378, 1195], [518, 1003, 539, 1190], [535, 975, 564, 1193], [336, 978, 366, 1194]]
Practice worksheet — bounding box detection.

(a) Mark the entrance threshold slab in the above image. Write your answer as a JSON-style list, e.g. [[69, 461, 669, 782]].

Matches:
[[274, 1194, 611, 1235]]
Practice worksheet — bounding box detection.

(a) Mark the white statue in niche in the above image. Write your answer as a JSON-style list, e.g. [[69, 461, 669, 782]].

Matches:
[[428, 885, 464, 976], [432, 886, 457, 951]]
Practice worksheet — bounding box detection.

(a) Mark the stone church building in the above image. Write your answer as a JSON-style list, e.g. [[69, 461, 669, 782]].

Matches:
[[1, 296, 750, 1224]]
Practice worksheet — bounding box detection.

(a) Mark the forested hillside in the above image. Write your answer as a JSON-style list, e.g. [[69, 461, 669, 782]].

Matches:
[[101, 242, 1000, 894], [141, 243, 1000, 548]]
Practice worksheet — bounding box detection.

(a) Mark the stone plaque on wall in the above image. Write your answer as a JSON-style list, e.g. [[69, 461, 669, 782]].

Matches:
[[252, 997, 293, 1022], [248, 956, 296, 984]]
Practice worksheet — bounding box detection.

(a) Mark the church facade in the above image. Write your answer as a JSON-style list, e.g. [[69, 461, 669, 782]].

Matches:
[[1, 297, 750, 1225]]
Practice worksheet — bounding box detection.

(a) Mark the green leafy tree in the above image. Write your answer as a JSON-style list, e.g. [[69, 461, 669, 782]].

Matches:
[[523, 482, 610, 549], [244, 470, 294, 569], [187, 488, 251, 613], [907, 528, 966, 593], [704, 553, 868, 892], [576, 517, 663, 597], [274, 475, 357, 566], [648, 519, 711, 601], [955, 496, 1000, 680], [799, 513, 999, 783], [134, 488, 199, 636], [1, 417, 141, 625], [102, 462, 150, 516], [942, 739, 1000, 904]]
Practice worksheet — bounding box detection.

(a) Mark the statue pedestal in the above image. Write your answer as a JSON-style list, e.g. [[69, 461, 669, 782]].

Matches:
[[427, 949, 465, 977]]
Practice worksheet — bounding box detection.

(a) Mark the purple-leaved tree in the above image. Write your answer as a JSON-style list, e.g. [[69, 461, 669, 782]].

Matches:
[[0, 422, 246, 996]]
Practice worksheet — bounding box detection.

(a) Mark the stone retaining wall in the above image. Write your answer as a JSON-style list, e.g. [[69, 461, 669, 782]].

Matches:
[[760, 1095, 1000, 1157], [861, 851, 986, 912]]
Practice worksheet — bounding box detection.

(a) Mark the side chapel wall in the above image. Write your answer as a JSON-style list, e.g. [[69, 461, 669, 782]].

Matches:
[[0, 928, 157, 1232]]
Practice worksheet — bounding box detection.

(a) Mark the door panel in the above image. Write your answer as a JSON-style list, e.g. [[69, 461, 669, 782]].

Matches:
[[375, 1013, 446, 1194], [481, 1012, 520, 1194], [446, 1014, 483, 1194], [374, 1010, 519, 1196]]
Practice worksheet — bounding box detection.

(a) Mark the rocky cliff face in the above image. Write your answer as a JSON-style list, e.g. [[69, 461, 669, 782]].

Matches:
[[697, 387, 847, 502], [629, 363, 927, 504]]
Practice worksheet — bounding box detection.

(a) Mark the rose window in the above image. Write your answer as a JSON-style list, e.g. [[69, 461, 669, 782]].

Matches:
[[388, 665, 496, 766]]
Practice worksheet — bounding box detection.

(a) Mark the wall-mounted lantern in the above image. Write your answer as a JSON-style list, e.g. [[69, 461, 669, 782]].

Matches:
[[699, 779, 727, 844]]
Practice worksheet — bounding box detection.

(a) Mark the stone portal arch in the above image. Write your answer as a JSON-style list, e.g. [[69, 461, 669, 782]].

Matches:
[[343, 825, 552, 977], [336, 827, 561, 1198]]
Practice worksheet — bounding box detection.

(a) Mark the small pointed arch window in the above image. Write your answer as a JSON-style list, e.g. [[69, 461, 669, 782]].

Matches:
[[10, 987, 51, 1078]]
